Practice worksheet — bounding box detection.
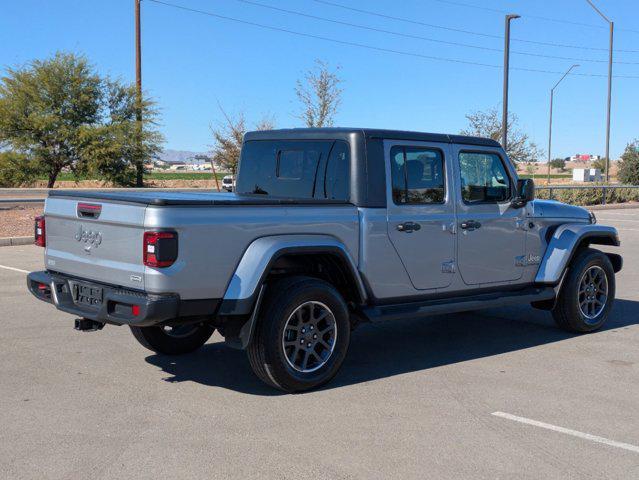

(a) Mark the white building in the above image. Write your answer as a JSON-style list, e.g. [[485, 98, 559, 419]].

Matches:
[[169, 164, 189, 171], [191, 163, 212, 171], [573, 168, 602, 182]]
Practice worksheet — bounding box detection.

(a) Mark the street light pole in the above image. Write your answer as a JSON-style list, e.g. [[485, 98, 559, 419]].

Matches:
[[547, 65, 579, 184], [135, 0, 144, 187], [586, 0, 613, 182], [135, 0, 142, 100], [502, 14, 520, 152]]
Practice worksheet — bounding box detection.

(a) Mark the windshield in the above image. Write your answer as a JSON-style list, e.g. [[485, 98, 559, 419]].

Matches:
[[236, 140, 350, 201]]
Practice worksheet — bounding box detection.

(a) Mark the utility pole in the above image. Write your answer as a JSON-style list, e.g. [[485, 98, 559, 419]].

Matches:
[[547, 65, 579, 185], [135, 0, 144, 187], [502, 14, 520, 152], [586, 0, 613, 182]]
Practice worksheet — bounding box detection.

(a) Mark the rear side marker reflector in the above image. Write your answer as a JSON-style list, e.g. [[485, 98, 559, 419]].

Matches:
[[131, 305, 140, 317], [143, 231, 178, 268]]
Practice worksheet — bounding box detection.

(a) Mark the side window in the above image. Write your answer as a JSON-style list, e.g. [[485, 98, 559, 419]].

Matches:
[[459, 152, 511, 203], [324, 141, 350, 201], [277, 150, 305, 179], [237, 140, 329, 198], [390, 146, 445, 205], [273, 147, 321, 197]]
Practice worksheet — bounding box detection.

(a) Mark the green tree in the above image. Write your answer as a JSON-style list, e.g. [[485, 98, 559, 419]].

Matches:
[[0, 52, 163, 187], [617, 141, 639, 185], [549, 158, 566, 171], [461, 107, 542, 164], [82, 81, 163, 186]]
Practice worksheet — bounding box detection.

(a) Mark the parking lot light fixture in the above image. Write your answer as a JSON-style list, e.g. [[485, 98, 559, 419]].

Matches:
[[547, 64, 579, 184], [585, 0, 613, 183], [502, 14, 521, 152]]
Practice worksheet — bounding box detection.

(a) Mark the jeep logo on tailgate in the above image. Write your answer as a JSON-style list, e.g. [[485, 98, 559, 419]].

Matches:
[[75, 224, 102, 253]]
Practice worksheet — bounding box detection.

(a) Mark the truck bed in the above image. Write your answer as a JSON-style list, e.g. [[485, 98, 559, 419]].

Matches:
[[42, 191, 360, 300], [48, 190, 351, 206]]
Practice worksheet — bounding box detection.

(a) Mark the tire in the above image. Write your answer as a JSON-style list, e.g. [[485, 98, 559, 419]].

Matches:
[[552, 248, 615, 333], [247, 276, 351, 393], [130, 323, 215, 355]]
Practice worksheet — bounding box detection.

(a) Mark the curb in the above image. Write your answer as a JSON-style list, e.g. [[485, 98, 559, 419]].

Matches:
[[0, 198, 45, 204], [0, 236, 34, 247]]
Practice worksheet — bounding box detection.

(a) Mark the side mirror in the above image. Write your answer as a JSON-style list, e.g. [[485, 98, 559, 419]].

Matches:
[[512, 178, 535, 208]]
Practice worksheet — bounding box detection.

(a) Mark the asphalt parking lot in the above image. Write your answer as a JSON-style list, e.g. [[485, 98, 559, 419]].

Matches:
[[1, 209, 638, 479]]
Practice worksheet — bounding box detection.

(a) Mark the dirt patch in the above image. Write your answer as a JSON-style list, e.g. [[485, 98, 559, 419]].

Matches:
[[0, 205, 42, 238], [27, 179, 220, 190], [145, 179, 220, 189]]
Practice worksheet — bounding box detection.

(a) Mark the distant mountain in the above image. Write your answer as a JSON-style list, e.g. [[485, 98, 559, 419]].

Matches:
[[157, 149, 209, 165]]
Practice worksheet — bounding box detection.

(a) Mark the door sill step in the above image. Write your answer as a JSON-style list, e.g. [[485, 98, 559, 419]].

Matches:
[[362, 286, 555, 323]]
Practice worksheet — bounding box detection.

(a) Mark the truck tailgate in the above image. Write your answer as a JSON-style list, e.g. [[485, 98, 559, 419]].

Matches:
[[44, 197, 146, 290]]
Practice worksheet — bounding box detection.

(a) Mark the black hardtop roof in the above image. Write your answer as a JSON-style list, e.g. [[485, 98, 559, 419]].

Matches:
[[244, 127, 501, 148]]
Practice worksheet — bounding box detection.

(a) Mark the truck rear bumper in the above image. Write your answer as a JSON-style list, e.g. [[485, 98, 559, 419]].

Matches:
[[27, 270, 183, 327]]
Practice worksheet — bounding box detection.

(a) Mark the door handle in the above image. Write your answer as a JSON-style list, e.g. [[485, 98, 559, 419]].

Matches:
[[396, 221, 421, 233], [460, 220, 481, 231]]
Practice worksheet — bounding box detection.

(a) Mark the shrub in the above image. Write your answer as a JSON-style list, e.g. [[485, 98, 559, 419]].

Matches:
[[549, 158, 566, 171], [537, 185, 639, 206], [617, 141, 639, 185], [0, 151, 41, 187]]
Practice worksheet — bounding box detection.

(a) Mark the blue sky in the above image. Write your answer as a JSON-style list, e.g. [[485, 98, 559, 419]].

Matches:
[[1, 0, 638, 160]]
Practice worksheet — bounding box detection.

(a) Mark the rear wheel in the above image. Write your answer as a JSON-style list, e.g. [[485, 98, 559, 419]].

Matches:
[[552, 248, 615, 333], [247, 276, 350, 393], [130, 323, 215, 355]]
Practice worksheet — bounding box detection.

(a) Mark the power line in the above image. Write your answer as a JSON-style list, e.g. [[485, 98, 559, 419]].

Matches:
[[310, 0, 639, 54], [146, 0, 639, 78], [234, 0, 639, 66], [431, 0, 639, 35]]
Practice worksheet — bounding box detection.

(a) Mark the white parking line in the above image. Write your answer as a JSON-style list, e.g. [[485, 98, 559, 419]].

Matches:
[[492, 412, 639, 454], [0, 264, 29, 274]]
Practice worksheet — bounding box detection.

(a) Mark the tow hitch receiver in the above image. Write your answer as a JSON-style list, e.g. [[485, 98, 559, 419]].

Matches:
[[74, 318, 105, 332]]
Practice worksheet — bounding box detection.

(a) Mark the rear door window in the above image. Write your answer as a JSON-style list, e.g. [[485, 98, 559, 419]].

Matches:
[[390, 146, 445, 204]]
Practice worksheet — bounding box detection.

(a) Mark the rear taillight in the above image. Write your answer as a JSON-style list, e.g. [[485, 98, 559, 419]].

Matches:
[[34, 216, 46, 247], [143, 231, 178, 268]]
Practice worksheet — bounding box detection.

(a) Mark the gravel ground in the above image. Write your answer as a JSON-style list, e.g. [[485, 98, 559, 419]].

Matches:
[[0, 205, 42, 238]]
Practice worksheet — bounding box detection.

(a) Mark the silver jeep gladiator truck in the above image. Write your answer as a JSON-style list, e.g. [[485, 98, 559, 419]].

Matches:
[[28, 128, 622, 392]]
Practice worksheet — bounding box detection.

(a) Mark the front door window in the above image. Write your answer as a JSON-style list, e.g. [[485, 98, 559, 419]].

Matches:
[[459, 152, 511, 204]]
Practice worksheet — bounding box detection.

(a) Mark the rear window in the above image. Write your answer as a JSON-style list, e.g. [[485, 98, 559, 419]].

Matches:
[[236, 140, 350, 200]]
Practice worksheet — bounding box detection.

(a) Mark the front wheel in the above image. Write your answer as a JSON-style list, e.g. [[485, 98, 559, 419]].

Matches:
[[130, 323, 215, 355], [247, 276, 351, 393], [552, 248, 615, 333]]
